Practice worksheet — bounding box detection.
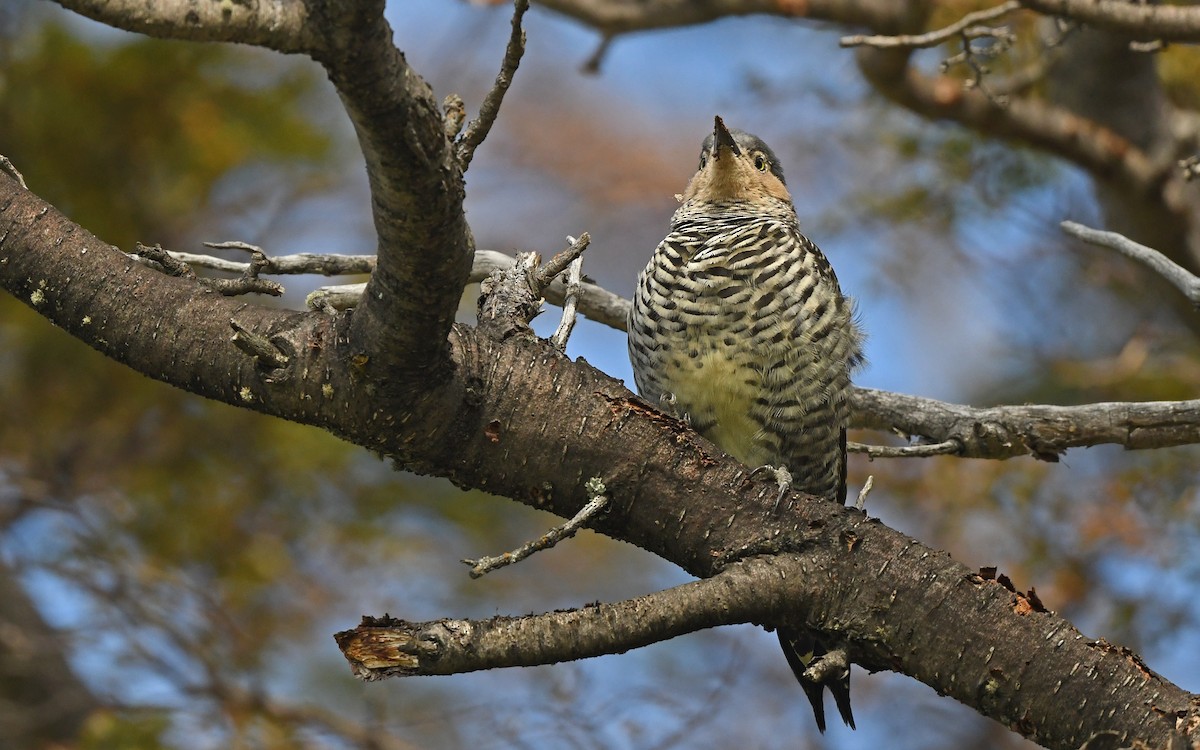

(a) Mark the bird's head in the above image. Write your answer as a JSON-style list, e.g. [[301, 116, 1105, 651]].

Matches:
[[681, 116, 792, 207]]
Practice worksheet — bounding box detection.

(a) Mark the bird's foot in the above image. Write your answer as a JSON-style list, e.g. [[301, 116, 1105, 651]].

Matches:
[[750, 464, 792, 510], [659, 392, 690, 425]]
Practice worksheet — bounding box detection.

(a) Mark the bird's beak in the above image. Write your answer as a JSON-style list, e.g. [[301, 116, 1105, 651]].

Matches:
[[712, 116, 740, 158]]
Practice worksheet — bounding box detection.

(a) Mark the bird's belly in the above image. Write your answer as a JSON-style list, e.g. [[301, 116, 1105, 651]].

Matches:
[[662, 346, 774, 468]]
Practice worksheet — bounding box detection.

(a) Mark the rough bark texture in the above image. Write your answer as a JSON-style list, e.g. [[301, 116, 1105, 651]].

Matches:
[[3, 174, 1198, 750], [8, 0, 1200, 747]]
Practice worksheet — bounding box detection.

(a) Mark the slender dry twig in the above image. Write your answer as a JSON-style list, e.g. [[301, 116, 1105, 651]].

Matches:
[[549, 249, 585, 351], [305, 247, 628, 328], [133, 242, 283, 296], [462, 477, 608, 578], [852, 388, 1200, 459], [0, 155, 27, 189], [582, 33, 614, 74], [840, 1, 1021, 49], [1061, 220, 1200, 307], [456, 0, 530, 170], [533, 233, 591, 295], [854, 475, 874, 512], [849, 439, 962, 459], [168, 249, 374, 276]]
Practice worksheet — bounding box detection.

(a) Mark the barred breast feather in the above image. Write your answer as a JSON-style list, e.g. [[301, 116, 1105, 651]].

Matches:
[[628, 209, 862, 502]]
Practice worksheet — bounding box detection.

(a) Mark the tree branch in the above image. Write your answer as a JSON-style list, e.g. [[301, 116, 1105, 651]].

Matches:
[[456, 0, 530, 171], [1061, 221, 1200, 308], [339, 555, 774, 679], [840, 1, 1021, 50], [337, 526, 1198, 750], [855, 46, 1173, 203], [1019, 0, 1200, 42], [5, 173, 1200, 749], [51, 0, 319, 53], [534, 0, 913, 37], [158, 249, 375, 276], [851, 388, 1200, 460]]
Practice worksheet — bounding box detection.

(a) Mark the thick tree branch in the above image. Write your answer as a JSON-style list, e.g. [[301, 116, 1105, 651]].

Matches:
[[1019, 0, 1200, 42], [314, 4, 474, 388], [534, 0, 913, 36], [51, 0, 475, 389], [52, 0, 319, 53], [4, 173, 1199, 749]]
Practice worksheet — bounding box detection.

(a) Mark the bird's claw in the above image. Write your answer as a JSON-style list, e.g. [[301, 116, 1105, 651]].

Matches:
[[750, 464, 793, 510], [659, 392, 690, 425]]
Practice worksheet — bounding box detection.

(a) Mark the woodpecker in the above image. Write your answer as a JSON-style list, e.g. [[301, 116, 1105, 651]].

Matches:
[[628, 116, 863, 732]]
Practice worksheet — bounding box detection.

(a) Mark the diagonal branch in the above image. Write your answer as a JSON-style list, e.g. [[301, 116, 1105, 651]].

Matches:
[[1061, 221, 1200, 308], [456, 0, 531, 171]]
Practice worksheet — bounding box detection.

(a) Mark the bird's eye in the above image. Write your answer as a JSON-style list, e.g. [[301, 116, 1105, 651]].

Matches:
[[753, 154, 768, 172], [699, 154, 708, 170]]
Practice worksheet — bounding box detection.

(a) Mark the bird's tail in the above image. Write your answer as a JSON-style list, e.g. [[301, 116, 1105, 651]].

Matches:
[[777, 626, 855, 733]]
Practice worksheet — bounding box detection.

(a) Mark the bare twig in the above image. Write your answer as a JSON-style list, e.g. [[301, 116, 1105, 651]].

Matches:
[[133, 242, 283, 296], [849, 439, 963, 459], [0, 155, 27, 189], [854, 475, 874, 512], [533, 233, 591, 295], [1061, 220, 1200, 307], [549, 244, 584, 351], [582, 33, 614, 74], [463, 477, 608, 578], [840, 1, 1021, 50], [939, 24, 1017, 99], [843, 2, 1020, 103], [456, 0, 530, 170], [306, 246, 628, 328]]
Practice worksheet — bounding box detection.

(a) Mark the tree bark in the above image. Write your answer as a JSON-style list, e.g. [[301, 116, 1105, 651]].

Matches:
[[3, 170, 1197, 749]]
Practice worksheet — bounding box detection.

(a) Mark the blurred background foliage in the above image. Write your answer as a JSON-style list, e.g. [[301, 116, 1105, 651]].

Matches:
[[1, 0, 1198, 749]]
